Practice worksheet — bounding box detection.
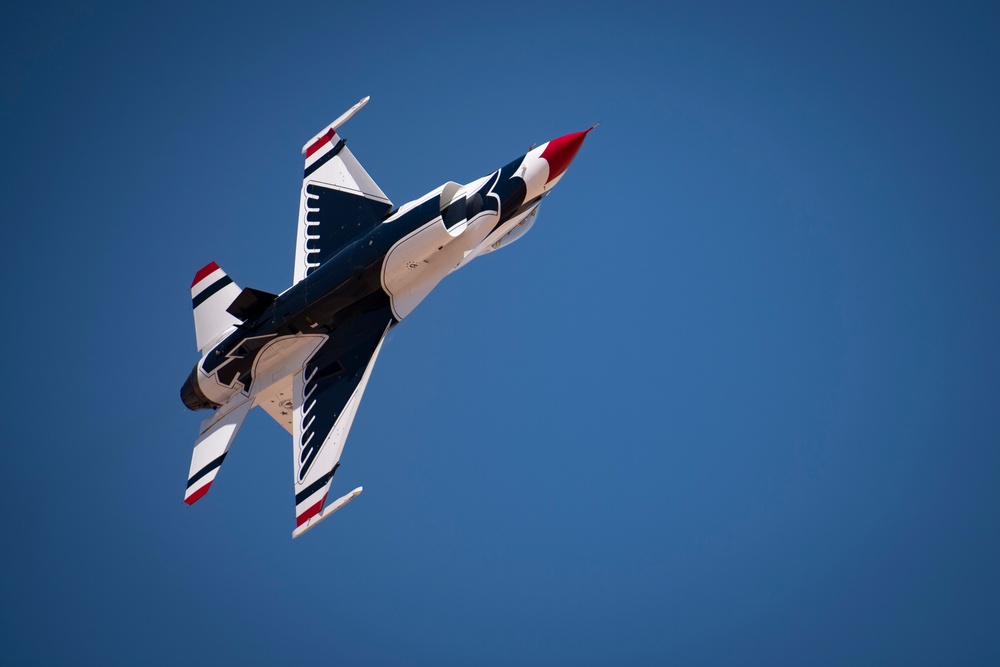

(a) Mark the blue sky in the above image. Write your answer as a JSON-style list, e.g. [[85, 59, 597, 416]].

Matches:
[[3, 1, 998, 664]]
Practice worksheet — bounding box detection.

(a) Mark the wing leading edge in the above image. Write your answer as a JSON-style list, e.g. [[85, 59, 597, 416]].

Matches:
[[290, 318, 392, 537]]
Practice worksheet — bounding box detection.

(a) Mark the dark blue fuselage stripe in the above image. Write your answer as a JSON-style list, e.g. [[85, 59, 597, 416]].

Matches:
[[187, 453, 228, 488], [192, 275, 233, 309], [295, 464, 338, 505], [304, 139, 346, 179]]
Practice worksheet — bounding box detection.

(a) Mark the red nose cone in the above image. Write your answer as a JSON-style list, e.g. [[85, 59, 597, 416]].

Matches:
[[541, 126, 594, 184]]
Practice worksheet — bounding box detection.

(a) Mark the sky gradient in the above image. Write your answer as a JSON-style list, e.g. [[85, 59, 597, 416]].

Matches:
[[3, 1, 999, 664]]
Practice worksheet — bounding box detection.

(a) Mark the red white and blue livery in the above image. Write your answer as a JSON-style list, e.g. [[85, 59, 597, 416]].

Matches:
[[181, 97, 592, 537]]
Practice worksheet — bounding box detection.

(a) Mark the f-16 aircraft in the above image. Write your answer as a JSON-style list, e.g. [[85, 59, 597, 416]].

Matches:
[[181, 97, 592, 537]]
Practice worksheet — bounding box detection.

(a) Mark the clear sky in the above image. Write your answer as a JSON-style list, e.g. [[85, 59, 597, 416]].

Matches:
[[3, 1, 998, 664]]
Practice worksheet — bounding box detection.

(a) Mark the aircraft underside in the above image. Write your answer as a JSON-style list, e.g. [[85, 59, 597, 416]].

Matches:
[[180, 96, 592, 536]]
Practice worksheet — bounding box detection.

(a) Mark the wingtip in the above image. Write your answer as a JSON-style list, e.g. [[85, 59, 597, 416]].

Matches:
[[302, 97, 373, 154], [291, 486, 364, 539]]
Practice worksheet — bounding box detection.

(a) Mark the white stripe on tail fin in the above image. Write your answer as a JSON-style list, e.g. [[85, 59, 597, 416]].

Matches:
[[191, 261, 242, 353]]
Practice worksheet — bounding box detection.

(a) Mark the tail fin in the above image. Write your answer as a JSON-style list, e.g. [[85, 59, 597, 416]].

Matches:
[[191, 262, 242, 353]]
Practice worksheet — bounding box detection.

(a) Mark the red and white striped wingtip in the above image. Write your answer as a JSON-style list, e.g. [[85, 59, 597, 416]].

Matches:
[[300, 96, 371, 155], [296, 493, 330, 527], [292, 487, 364, 538]]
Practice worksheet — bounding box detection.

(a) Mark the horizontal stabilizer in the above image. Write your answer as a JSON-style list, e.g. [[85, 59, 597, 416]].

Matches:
[[226, 287, 278, 322], [185, 398, 252, 504], [292, 486, 363, 538], [191, 262, 242, 353]]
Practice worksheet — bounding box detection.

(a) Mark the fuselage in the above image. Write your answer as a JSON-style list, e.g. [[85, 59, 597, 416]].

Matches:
[[181, 129, 591, 413]]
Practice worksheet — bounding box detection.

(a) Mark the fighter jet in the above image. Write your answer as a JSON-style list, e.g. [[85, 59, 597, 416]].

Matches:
[[180, 97, 592, 537]]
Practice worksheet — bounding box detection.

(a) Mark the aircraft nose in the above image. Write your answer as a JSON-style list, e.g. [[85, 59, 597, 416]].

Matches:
[[541, 125, 596, 185]]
